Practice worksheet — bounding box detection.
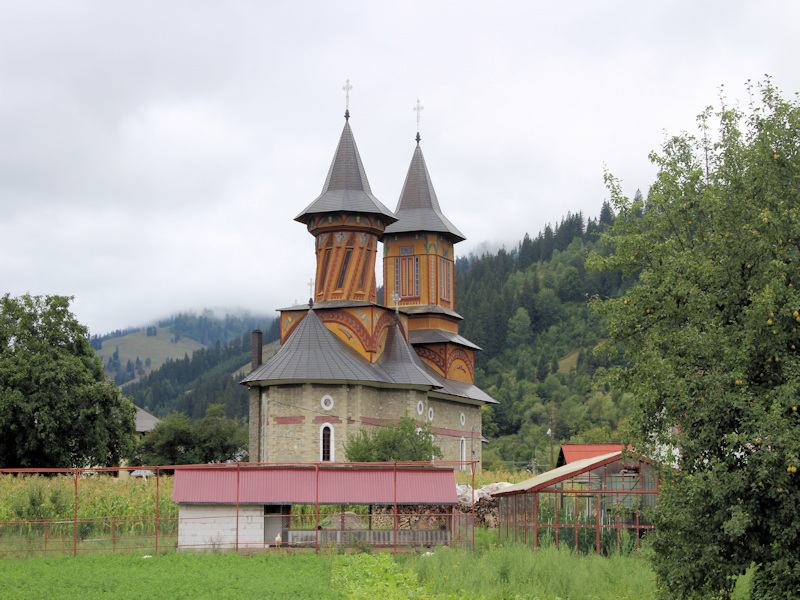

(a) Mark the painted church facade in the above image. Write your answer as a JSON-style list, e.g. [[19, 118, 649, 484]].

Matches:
[[242, 109, 496, 467]]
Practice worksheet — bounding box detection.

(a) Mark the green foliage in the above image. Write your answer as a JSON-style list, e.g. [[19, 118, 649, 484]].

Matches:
[[344, 416, 443, 462], [401, 540, 656, 599], [454, 203, 638, 469], [591, 79, 800, 599], [0, 294, 136, 468], [9, 477, 70, 525], [332, 552, 427, 599], [131, 403, 248, 466]]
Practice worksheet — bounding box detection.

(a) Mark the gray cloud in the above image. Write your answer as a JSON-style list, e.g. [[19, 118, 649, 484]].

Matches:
[[2, 0, 799, 334]]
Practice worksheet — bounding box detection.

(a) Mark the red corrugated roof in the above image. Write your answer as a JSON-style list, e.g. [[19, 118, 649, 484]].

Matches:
[[172, 465, 458, 505], [559, 444, 624, 464]]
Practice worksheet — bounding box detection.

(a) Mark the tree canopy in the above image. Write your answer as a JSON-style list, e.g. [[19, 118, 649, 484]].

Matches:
[[591, 79, 799, 599], [344, 416, 443, 462], [131, 404, 248, 466], [0, 294, 136, 468]]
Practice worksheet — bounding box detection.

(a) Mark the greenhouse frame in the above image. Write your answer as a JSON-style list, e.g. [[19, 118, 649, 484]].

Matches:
[[492, 451, 659, 555]]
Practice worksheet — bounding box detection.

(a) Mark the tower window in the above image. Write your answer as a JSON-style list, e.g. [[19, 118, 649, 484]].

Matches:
[[358, 240, 372, 291], [336, 234, 354, 290], [318, 235, 333, 294], [337, 249, 352, 289], [439, 257, 452, 301], [396, 257, 419, 299]]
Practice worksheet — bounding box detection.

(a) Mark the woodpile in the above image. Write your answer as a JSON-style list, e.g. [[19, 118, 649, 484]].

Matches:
[[458, 497, 499, 528], [369, 505, 449, 530]]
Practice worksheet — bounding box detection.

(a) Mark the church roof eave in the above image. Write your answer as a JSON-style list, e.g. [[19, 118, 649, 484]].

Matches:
[[408, 329, 482, 351]]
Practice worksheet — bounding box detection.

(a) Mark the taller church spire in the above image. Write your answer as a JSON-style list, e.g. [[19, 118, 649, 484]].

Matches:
[[295, 108, 396, 304]]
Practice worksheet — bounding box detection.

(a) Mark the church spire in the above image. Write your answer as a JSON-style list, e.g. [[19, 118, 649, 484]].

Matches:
[[295, 83, 396, 225], [382, 109, 465, 242], [295, 91, 396, 305]]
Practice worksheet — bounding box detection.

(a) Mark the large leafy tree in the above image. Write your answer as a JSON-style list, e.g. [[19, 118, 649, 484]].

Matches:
[[0, 294, 136, 468], [344, 415, 443, 462], [591, 80, 799, 599], [132, 404, 248, 466]]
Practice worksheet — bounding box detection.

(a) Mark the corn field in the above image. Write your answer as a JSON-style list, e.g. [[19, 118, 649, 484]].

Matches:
[[0, 473, 177, 555]]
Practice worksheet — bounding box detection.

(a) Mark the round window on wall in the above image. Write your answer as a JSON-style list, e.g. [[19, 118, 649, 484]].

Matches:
[[417, 401, 424, 415], [428, 407, 434, 421], [460, 412, 466, 427], [321, 395, 334, 411]]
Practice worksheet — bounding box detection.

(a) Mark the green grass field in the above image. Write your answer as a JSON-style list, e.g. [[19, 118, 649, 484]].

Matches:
[[0, 530, 659, 600]]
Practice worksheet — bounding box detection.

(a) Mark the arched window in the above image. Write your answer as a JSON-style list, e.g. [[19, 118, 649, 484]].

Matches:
[[460, 438, 467, 470], [320, 424, 334, 462]]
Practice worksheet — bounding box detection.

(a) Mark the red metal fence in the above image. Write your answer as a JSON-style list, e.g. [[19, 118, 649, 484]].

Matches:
[[0, 461, 476, 557]]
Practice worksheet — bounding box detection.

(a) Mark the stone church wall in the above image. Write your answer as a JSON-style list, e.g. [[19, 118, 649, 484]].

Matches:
[[249, 383, 482, 466]]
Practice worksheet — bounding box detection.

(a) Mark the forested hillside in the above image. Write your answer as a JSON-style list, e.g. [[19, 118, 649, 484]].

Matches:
[[124, 335, 279, 422], [97, 311, 278, 387], [455, 200, 640, 470], [97, 311, 279, 421]]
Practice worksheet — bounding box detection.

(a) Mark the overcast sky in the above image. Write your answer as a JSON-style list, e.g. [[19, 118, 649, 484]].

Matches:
[[2, 1, 799, 336]]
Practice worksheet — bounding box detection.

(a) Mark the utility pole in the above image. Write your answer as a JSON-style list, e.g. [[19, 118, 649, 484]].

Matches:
[[550, 402, 555, 470]]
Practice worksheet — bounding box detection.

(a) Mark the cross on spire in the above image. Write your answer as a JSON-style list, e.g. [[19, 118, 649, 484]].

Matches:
[[308, 278, 315, 297], [413, 98, 424, 139], [390, 291, 401, 315], [343, 79, 353, 119]]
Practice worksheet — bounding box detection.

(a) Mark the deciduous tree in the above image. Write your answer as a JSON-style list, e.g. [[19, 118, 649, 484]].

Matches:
[[131, 404, 248, 466], [344, 415, 442, 462], [0, 294, 136, 468], [591, 79, 799, 599]]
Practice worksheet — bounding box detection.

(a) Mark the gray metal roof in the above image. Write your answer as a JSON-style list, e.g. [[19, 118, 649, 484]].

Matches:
[[492, 452, 623, 496], [396, 304, 463, 320], [242, 308, 386, 384], [408, 329, 482, 350], [295, 120, 397, 225], [134, 407, 161, 433], [378, 321, 441, 387], [241, 309, 496, 405], [426, 370, 499, 405], [383, 143, 465, 242]]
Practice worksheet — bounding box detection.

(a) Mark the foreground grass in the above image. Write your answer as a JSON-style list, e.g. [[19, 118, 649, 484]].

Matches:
[[0, 525, 657, 600], [402, 544, 655, 599], [0, 552, 344, 600]]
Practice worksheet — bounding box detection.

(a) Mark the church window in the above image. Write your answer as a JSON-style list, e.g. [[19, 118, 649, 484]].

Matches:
[[336, 235, 354, 290], [320, 424, 334, 461], [396, 257, 419, 298], [427, 407, 434, 421], [319, 235, 333, 292], [460, 412, 466, 426], [357, 240, 372, 291], [321, 395, 333, 410], [417, 401, 424, 415], [439, 257, 452, 301]]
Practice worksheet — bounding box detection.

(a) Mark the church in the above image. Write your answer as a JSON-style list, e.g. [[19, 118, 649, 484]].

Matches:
[[242, 103, 496, 466]]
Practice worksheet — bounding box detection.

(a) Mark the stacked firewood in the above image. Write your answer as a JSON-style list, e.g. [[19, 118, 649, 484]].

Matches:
[[458, 497, 499, 528]]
